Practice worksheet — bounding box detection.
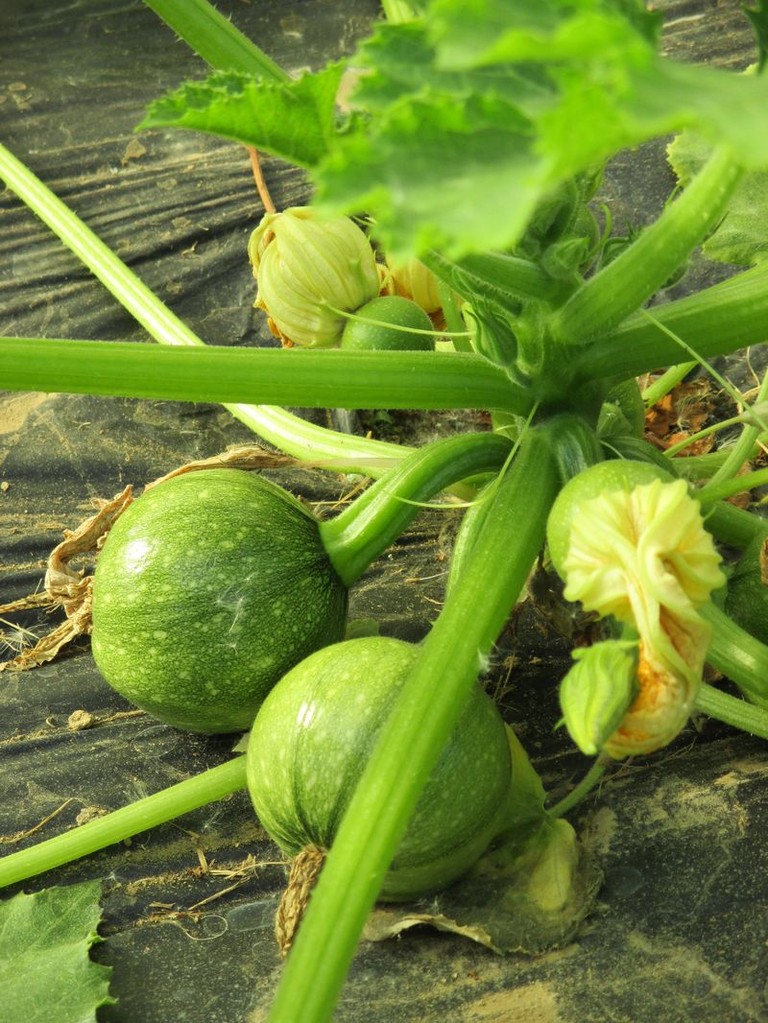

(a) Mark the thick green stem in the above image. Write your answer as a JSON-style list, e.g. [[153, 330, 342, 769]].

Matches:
[[701, 499, 768, 550], [572, 262, 768, 382], [0, 339, 527, 414], [0, 141, 414, 473], [142, 0, 290, 79], [380, 0, 419, 23], [321, 432, 511, 586], [228, 405, 412, 477], [695, 682, 768, 740], [555, 146, 743, 343], [267, 425, 559, 1023], [703, 603, 768, 708], [0, 757, 247, 890]]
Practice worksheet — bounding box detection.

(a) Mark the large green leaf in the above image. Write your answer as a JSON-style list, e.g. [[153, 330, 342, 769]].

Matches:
[[427, 0, 662, 68], [0, 881, 115, 1023], [668, 130, 768, 266], [139, 63, 345, 168], [313, 0, 768, 260], [316, 91, 548, 258]]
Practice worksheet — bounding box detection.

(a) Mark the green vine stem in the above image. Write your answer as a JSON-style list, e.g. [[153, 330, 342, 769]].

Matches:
[[443, 483, 494, 598], [704, 359, 768, 491], [423, 249, 562, 305], [380, 0, 420, 23], [698, 465, 768, 505], [572, 261, 768, 383], [547, 756, 609, 819], [0, 757, 247, 890], [555, 145, 743, 344], [665, 410, 767, 460], [142, 0, 291, 80], [0, 142, 411, 476], [700, 498, 768, 550], [694, 682, 768, 740], [703, 603, 768, 708], [640, 362, 698, 406], [267, 423, 559, 1023], [0, 339, 527, 416], [321, 432, 512, 587]]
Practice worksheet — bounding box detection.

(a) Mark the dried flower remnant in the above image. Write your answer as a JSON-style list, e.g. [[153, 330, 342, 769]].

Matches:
[[248, 206, 380, 347]]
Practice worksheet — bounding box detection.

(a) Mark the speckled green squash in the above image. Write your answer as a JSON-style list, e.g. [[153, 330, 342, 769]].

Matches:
[[246, 636, 512, 901], [91, 469, 348, 733]]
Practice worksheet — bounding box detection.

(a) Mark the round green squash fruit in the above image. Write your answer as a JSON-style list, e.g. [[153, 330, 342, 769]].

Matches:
[[246, 636, 512, 901], [91, 469, 348, 733], [340, 295, 435, 351], [546, 458, 669, 575]]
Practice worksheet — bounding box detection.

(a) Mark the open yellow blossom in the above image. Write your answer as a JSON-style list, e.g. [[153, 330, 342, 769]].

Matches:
[[552, 471, 725, 757], [561, 478, 724, 634]]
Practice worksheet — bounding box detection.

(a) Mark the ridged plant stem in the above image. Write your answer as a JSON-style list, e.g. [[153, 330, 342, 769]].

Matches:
[[267, 423, 559, 1023], [0, 757, 247, 890]]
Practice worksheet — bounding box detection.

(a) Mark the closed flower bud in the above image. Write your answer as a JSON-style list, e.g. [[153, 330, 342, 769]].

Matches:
[[248, 207, 381, 347], [559, 640, 638, 756], [384, 257, 442, 316]]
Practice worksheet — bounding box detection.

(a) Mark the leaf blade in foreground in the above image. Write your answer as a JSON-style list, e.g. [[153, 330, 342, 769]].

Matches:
[[314, 1, 768, 260], [0, 881, 115, 1023], [139, 64, 345, 168]]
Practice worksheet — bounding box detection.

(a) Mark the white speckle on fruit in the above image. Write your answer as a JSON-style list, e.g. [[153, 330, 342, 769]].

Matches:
[[122, 538, 151, 573], [297, 700, 318, 729]]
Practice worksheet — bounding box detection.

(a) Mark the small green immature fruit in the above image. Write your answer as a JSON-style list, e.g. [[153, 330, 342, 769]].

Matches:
[[91, 469, 348, 733], [340, 295, 436, 352], [546, 459, 668, 577], [246, 636, 512, 901], [248, 206, 380, 347]]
